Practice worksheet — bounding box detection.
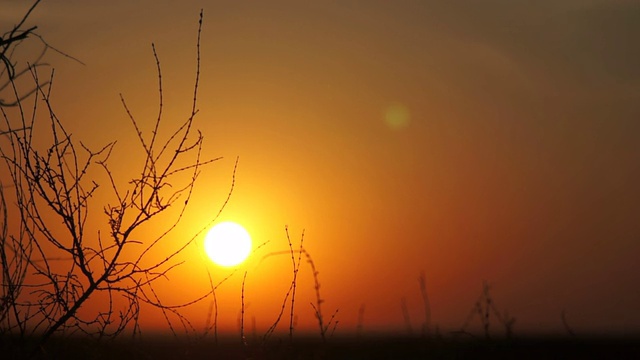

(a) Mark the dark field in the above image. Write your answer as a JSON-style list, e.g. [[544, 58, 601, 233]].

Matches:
[[4, 335, 640, 359]]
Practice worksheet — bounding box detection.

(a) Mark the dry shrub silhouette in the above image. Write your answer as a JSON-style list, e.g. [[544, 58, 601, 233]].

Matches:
[[1, 3, 228, 355], [458, 281, 516, 339], [398, 271, 433, 339], [256, 228, 339, 350]]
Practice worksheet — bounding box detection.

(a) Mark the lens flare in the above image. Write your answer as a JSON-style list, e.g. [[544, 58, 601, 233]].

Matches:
[[384, 103, 411, 130]]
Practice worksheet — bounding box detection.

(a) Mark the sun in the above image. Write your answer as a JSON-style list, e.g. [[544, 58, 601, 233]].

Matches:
[[204, 222, 252, 267]]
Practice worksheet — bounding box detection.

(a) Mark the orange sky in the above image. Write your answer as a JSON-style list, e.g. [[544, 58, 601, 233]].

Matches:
[[3, 0, 640, 337]]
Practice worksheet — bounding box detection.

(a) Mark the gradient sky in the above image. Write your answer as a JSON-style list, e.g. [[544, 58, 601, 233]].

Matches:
[[3, 0, 640, 336]]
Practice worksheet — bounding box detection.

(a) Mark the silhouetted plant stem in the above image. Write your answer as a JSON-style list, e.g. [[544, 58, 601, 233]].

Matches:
[[288, 226, 304, 343], [261, 228, 303, 343], [401, 297, 413, 336], [562, 309, 575, 337], [356, 303, 365, 339], [240, 271, 247, 347], [303, 248, 338, 343], [419, 271, 431, 337]]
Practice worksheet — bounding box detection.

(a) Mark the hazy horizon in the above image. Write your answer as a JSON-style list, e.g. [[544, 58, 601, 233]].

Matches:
[[2, 0, 639, 338]]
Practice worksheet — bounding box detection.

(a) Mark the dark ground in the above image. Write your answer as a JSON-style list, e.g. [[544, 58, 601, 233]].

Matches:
[[3, 334, 640, 359]]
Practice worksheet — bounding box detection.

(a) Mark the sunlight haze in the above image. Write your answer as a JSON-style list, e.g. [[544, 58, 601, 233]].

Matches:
[[3, 0, 639, 338]]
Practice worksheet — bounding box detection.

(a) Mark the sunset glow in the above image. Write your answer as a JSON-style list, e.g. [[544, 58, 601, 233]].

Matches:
[[1, 1, 639, 351], [204, 222, 252, 267]]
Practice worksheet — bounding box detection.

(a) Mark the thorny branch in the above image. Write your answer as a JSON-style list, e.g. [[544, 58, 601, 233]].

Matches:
[[1, 0, 84, 108], [1, 7, 232, 353]]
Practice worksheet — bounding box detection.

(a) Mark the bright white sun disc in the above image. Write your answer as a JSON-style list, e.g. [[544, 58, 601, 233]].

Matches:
[[204, 222, 252, 266]]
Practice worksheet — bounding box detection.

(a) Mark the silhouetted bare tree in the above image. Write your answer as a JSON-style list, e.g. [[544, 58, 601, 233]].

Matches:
[[1, 3, 225, 355]]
